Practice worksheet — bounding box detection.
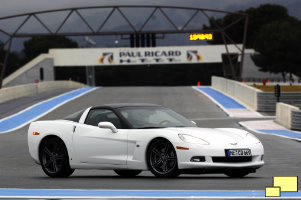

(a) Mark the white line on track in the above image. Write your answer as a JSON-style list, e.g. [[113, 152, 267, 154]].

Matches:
[[0, 87, 98, 134]]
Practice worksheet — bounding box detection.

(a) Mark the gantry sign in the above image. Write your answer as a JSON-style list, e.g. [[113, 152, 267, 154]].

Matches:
[[0, 5, 248, 88]]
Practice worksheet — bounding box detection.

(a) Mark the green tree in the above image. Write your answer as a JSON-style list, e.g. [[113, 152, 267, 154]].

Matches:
[[22, 36, 78, 63], [203, 4, 293, 48], [251, 20, 301, 81]]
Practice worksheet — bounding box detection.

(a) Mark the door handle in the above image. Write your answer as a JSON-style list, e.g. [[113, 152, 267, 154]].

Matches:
[[73, 126, 76, 133]]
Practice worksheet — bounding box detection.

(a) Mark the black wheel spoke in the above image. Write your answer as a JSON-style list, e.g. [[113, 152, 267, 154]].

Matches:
[[152, 159, 163, 167], [162, 161, 168, 172], [44, 159, 53, 167], [152, 148, 161, 157], [43, 147, 52, 157], [167, 156, 176, 161], [52, 161, 59, 172], [164, 144, 169, 154], [56, 155, 64, 160]]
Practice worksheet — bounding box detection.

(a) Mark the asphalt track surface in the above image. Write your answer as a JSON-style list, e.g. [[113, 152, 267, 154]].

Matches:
[[0, 87, 300, 190]]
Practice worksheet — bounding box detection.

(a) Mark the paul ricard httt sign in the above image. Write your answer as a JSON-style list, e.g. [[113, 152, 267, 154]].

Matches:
[[49, 45, 242, 67], [97, 47, 202, 65]]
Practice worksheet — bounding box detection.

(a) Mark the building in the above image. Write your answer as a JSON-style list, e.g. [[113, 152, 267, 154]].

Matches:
[[3, 44, 275, 87]]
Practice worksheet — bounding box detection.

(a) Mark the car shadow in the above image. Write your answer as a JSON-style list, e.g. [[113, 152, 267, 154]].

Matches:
[[33, 175, 262, 180]]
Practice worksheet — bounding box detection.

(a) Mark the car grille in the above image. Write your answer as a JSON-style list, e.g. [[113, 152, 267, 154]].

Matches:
[[212, 156, 252, 163]]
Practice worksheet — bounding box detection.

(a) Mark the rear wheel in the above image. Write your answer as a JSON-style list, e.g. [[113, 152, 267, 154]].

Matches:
[[39, 137, 74, 177], [224, 170, 250, 178], [114, 170, 141, 177], [147, 139, 179, 178]]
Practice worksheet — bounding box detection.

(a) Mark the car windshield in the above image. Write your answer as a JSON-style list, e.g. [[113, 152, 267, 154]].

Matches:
[[118, 106, 197, 129]]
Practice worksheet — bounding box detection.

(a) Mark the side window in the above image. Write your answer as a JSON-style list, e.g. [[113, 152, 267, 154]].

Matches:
[[85, 109, 122, 128]]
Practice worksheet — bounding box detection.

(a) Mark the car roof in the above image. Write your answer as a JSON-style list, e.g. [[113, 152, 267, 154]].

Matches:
[[92, 103, 163, 109]]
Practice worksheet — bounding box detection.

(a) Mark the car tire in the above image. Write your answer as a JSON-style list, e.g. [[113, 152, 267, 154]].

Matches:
[[147, 139, 179, 178], [224, 170, 250, 178], [39, 137, 74, 177], [114, 170, 141, 177]]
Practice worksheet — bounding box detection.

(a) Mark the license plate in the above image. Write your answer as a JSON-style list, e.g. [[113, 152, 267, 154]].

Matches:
[[225, 149, 251, 157]]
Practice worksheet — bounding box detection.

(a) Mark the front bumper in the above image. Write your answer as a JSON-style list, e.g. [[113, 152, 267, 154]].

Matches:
[[174, 142, 264, 171]]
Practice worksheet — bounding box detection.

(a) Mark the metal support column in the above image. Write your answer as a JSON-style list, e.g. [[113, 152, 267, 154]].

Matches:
[[0, 38, 12, 89], [86, 66, 95, 86], [239, 15, 249, 80]]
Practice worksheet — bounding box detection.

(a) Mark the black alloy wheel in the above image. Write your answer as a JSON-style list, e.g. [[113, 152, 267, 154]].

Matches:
[[114, 170, 142, 177], [147, 139, 179, 178], [40, 137, 74, 177]]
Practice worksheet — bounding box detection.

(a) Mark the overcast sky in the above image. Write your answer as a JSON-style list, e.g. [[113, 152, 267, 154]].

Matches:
[[0, 0, 300, 18], [0, 0, 300, 50]]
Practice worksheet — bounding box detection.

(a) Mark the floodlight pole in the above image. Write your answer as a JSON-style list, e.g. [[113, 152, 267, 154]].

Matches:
[[239, 14, 248, 80], [0, 38, 12, 89]]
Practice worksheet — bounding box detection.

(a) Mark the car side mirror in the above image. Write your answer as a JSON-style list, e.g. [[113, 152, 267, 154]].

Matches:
[[98, 122, 118, 133]]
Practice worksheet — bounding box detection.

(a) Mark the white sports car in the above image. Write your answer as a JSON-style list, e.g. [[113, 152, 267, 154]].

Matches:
[[28, 103, 264, 178]]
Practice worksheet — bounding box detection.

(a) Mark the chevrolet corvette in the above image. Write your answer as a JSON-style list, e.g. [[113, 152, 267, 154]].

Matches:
[[28, 103, 264, 178]]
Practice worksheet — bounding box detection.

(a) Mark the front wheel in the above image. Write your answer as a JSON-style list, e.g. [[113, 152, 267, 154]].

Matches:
[[147, 139, 179, 178], [39, 137, 74, 177], [114, 170, 141, 177]]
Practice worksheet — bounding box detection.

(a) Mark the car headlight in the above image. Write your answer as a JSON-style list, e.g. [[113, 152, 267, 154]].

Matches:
[[178, 134, 209, 145], [246, 133, 261, 144]]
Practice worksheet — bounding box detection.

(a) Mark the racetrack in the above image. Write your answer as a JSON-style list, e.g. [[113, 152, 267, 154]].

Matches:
[[0, 87, 300, 190]]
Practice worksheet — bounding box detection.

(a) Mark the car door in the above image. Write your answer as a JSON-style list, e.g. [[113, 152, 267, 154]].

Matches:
[[73, 108, 127, 165]]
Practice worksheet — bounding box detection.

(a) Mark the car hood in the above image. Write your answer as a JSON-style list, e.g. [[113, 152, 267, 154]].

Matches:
[[165, 127, 247, 143]]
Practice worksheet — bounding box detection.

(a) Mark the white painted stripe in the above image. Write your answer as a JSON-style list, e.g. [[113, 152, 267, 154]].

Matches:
[[0, 87, 98, 134], [239, 120, 285, 130], [239, 121, 301, 142]]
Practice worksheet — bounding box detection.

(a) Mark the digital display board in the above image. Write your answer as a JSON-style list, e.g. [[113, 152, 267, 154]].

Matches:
[[189, 33, 213, 41]]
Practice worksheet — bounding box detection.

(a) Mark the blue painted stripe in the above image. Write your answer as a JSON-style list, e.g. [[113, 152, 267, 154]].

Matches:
[[0, 189, 300, 198], [0, 87, 96, 133], [197, 87, 246, 109], [257, 129, 301, 140]]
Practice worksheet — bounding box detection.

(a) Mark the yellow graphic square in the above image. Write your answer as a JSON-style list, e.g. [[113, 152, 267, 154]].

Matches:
[[273, 176, 298, 192], [265, 187, 281, 197]]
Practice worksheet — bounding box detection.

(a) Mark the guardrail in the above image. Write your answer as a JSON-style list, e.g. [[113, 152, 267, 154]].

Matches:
[[212, 76, 301, 112], [257, 92, 301, 112], [0, 81, 86, 104], [291, 110, 301, 130], [211, 76, 260, 110], [276, 103, 301, 131]]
